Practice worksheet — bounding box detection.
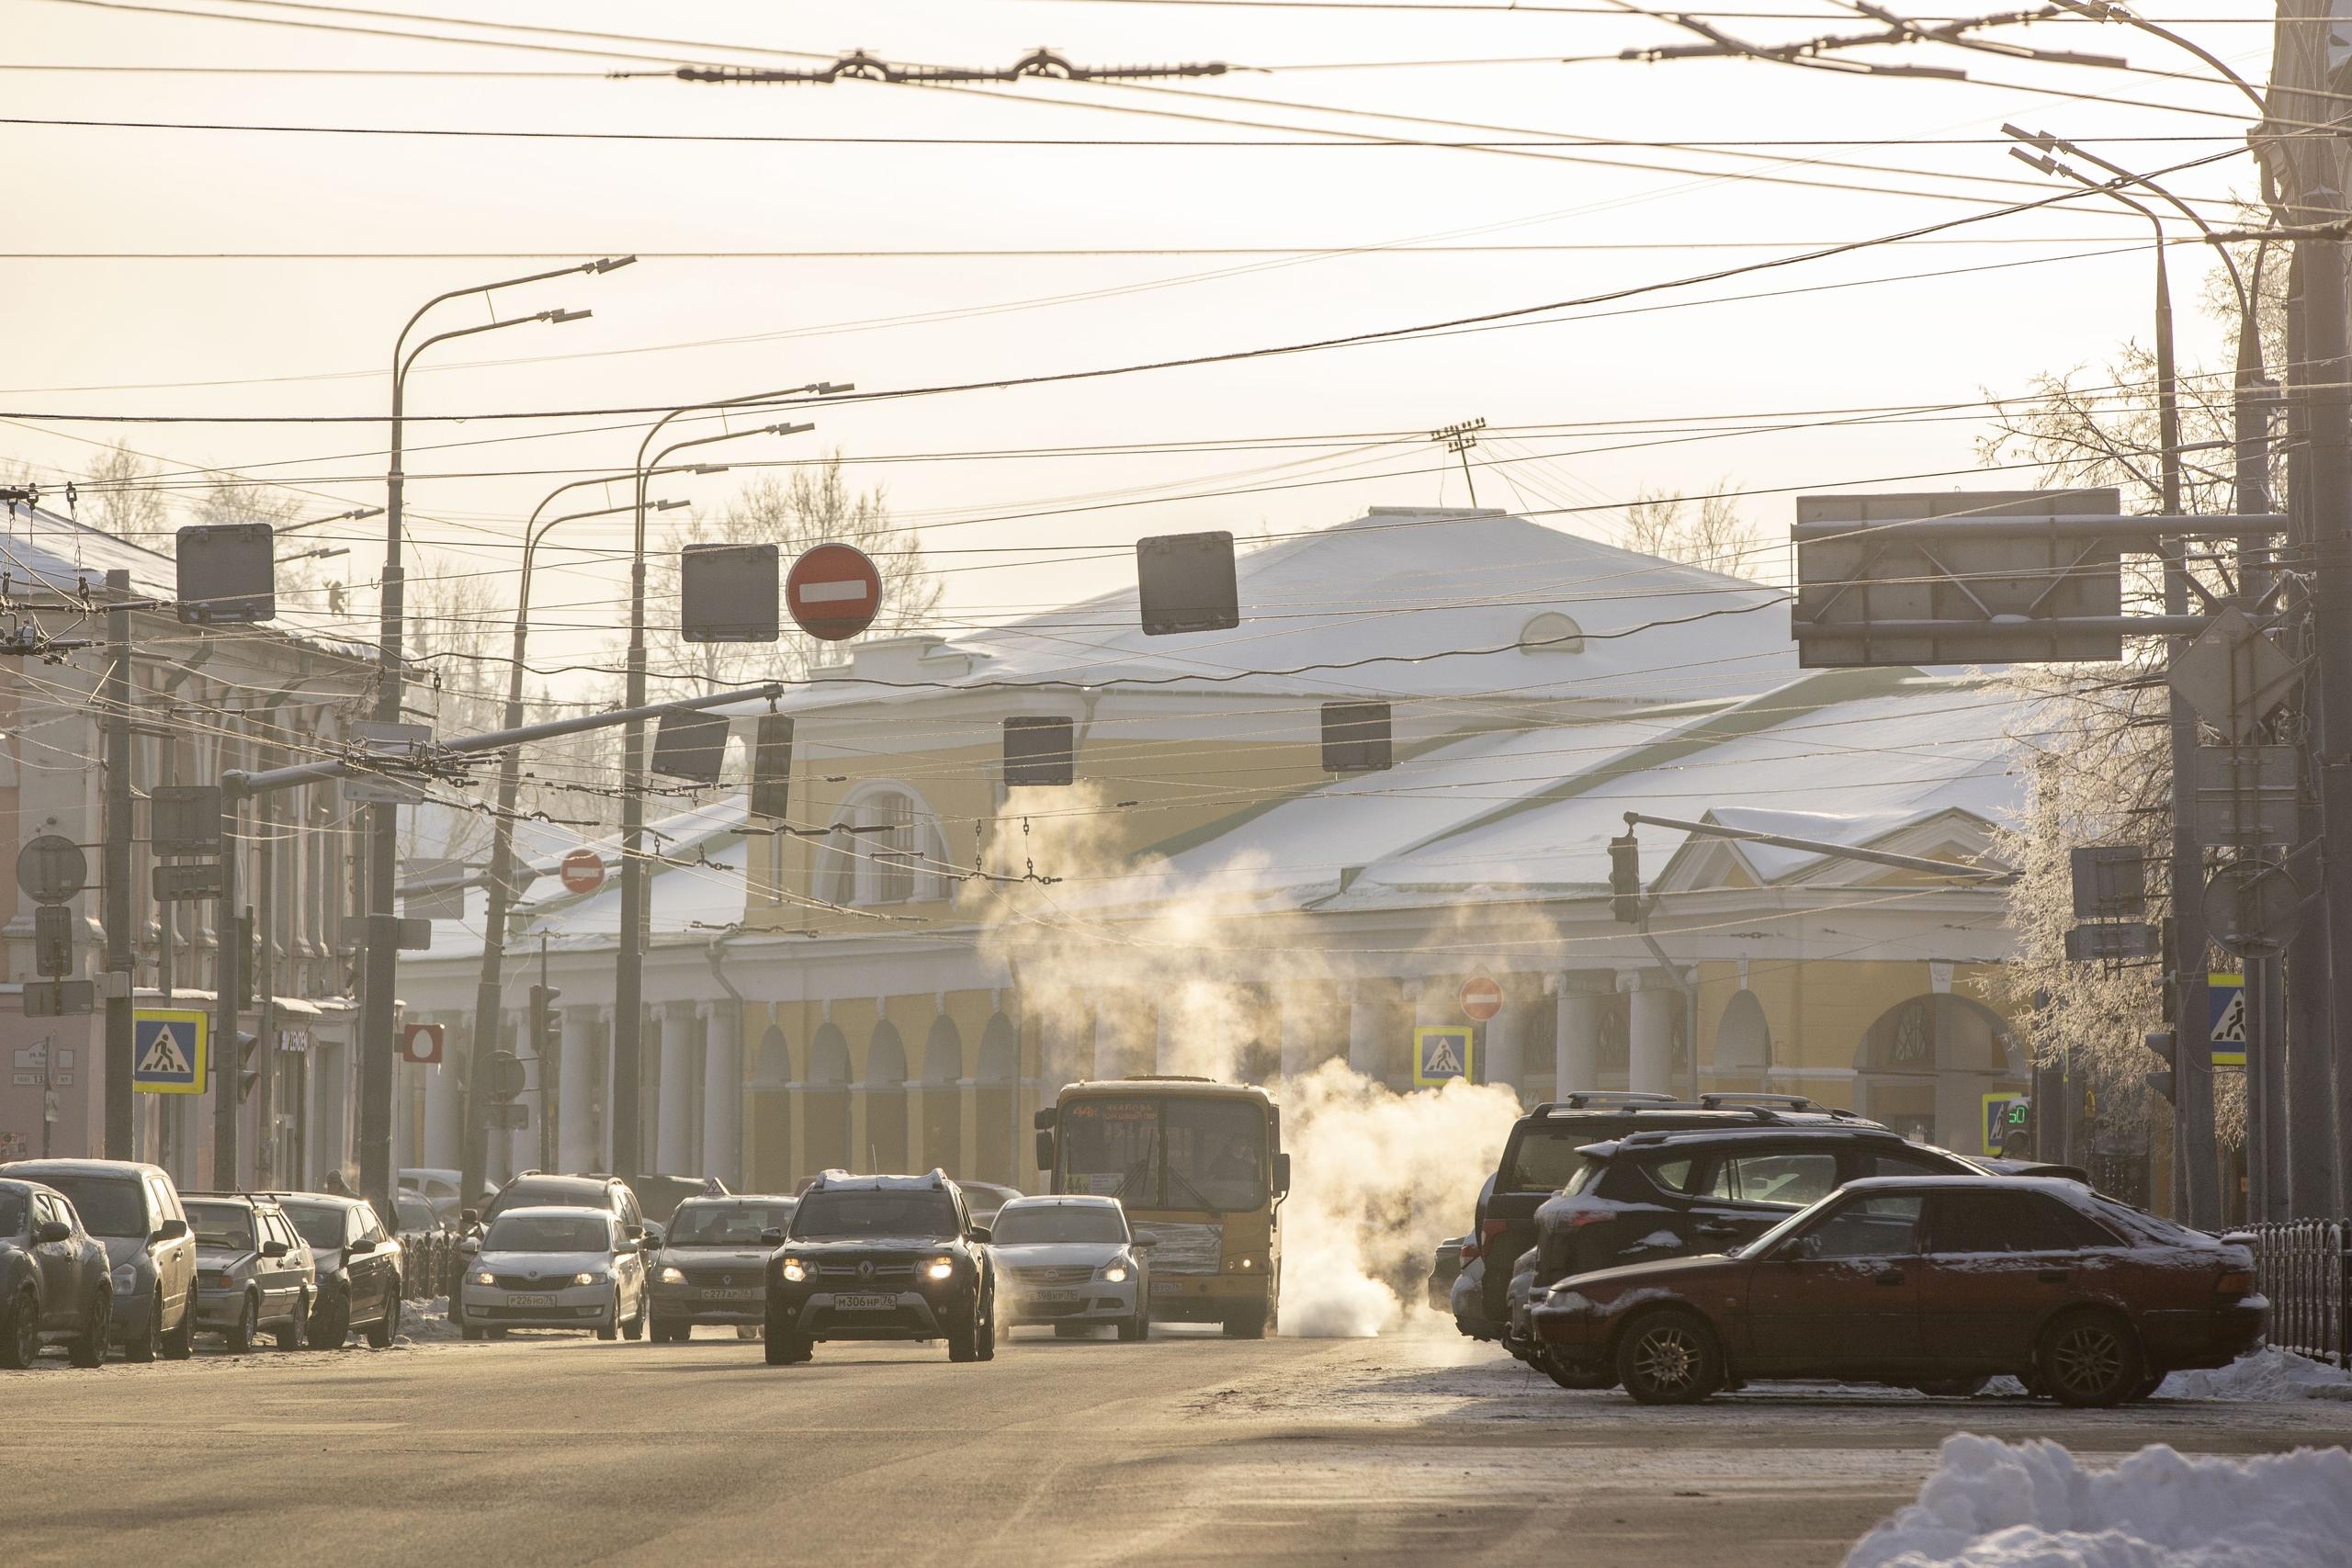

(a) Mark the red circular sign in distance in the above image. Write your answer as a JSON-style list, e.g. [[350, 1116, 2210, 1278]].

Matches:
[[787, 542, 883, 642], [1459, 976, 1502, 1022], [559, 849, 606, 896]]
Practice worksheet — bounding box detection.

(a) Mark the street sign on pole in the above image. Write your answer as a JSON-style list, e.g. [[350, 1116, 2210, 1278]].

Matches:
[[402, 858, 469, 922], [680, 542, 781, 643], [489, 1101, 530, 1132], [2205, 861, 2304, 957], [751, 714, 794, 819], [398, 1022, 445, 1066], [2209, 973, 2248, 1068], [651, 708, 731, 784], [1413, 1025, 1473, 1086], [559, 850, 606, 896], [150, 784, 223, 857], [1320, 701, 1394, 773], [786, 543, 882, 641], [2166, 605, 2300, 743], [1458, 976, 1502, 1022], [2191, 747, 2299, 847], [152, 863, 224, 902], [175, 522, 276, 625], [2064, 922, 2158, 961], [2068, 846, 2145, 919], [33, 905, 75, 977], [485, 1050, 526, 1101], [131, 1009, 208, 1094], [24, 980, 95, 1019], [1136, 530, 1239, 637], [17, 834, 87, 905], [1002, 716, 1077, 787]]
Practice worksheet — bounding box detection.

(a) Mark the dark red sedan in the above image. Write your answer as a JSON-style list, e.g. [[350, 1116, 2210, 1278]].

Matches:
[[1531, 1175, 2265, 1406]]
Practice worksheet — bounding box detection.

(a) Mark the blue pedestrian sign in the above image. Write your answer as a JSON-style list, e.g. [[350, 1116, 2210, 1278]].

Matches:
[[1413, 1025, 1474, 1087], [2209, 972, 2246, 1069], [132, 1009, 209, 1095]]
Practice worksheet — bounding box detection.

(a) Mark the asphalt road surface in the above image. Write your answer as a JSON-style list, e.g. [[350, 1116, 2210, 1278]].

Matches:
[[6, 1320, 2345, 1568]]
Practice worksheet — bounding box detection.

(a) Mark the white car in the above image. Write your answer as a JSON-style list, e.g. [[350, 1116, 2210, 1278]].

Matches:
[[990, 1195, 1151, 1340], [458, 1205, 648, 1341]]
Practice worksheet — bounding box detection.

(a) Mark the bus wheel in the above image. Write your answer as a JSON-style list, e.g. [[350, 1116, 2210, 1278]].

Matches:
[[1220, 1305, 1270, 1339]]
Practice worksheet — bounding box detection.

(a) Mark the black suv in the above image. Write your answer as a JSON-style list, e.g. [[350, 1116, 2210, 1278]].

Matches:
[[1473, 1093, 1857, 1332], [763, 1170, 998, 1366]]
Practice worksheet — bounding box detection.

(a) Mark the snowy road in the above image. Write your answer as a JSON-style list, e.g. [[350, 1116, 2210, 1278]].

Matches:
[[4, 1325, 2344, 1567]]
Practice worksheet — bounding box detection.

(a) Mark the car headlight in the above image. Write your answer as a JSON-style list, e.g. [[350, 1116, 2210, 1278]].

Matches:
[[659, 1266, 685, 1285], [925, 1258, 956, 1281], [571, 1271, 601, 1288], [1101, 1258, 1131, 1283], [780, 1259, 808, 1283], [111, 1263, 136, 1290], [471, 1269, 495, 1287]]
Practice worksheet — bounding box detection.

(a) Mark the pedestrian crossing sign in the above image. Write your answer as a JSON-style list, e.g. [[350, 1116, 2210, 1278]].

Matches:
[[1413, 1025, 1474, 1087], [132, 1009, 209, 1095], [2209, 972, 2246, 1068]]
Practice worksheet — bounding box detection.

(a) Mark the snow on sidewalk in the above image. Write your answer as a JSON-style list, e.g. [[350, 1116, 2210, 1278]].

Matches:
[[2158, 1347, 2352, 1402], [1843, 1433, 2352, 1568]]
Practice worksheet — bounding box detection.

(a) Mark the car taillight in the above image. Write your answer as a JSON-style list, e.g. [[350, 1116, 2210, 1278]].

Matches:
[[1459, 1240, 1481, 1262], [2216, 1268, 2256, 1298], [1567, 1209, 1611, 1227], [1481, 1219, 1509, 1242]]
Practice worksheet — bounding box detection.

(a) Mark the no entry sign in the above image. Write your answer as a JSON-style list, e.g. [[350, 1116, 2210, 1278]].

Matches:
[[560, 849, 606, 896], [1459, 976, 1502, 1022], [786, 543, 882, 641]]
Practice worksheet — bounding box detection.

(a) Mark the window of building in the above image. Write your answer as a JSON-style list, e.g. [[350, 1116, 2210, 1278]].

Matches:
[[816, 785, 944, 907]]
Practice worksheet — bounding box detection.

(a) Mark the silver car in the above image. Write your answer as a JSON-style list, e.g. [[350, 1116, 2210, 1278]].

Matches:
[[648, 1195, 797, 1342], [991, 1195, 1151, 1340], [185, 1194, 316, 1351], [458, 1205, 648, 1341]]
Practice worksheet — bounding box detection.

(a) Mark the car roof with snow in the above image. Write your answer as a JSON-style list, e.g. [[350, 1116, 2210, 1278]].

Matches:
[[996, 1194, 1120, 1210], [802, 1170, 956, 1193], [1837, 1174, 2093, 1193], [486, 1204, 622, 1224], [1577, 1123, 1911, 1158]]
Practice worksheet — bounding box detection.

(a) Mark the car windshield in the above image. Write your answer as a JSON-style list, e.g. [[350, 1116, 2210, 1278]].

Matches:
[[1728, 1189, 1848, 1258], [488, 1182, 605, 1220], [667, 1200, 797, 1246], [791, 1190, 960, 1240], [485, 1213, 611, 1253], [991, 1205, 1127, 1246], [396, 1197, 433, 1229], [1058, 1096, 1267, 1213], [23, 1174, 144, 1237], [0, 1190, 25, 1237], [185, 1201, 256, 1249], [281, 1202, 347, 1252]]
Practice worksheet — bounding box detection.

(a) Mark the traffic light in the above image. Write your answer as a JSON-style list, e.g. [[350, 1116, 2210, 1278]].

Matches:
[[236, 911, 256, 1010], [234, 1031, 263, 1103], [1999, 1099, 2033, 1157], [1609, 832, 1643, 925], [2143, 1028, 2178, 1106], [530, 984, 562, 1063]]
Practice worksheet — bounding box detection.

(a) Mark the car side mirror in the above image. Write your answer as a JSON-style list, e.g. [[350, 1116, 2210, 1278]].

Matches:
[[1784, 1234, 1823, 1262], [640, 1224, 663, 1248], [347, 1235, 374, 1256], [152, 1218, 188, 1245], [617, 1237, 639, 1254], [35, 1219, 72, 1245], [458, 1236, 481, 1256], [969, 1225, 992, 1245], [1035, 1130, 1056, 1173], [459, 1208, 481, 1228], [1273, 1152, 1293, 1198], [1131, 1235, 1159, 1249], [759, 1227, 785, 1246], [262, 1240, 288, 1258]]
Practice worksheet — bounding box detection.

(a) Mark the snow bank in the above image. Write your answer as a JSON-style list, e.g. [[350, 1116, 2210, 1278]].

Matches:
[[2158, 1348, 2352, 1402], [1843, 1434, 2352, 1568], [398, 1296, 460, 1345]]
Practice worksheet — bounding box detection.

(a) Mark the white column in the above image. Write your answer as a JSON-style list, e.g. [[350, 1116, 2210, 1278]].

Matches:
[[559, 1006, 598, 1173], [701, 1002, 740, 1189], [1630, 981, 1678, 1095], [1346, 980, 1386, 1083], [422, 1018, 462, 1168], [657, 1004, 699, 1175], [1555, 976, 1608, 1095]]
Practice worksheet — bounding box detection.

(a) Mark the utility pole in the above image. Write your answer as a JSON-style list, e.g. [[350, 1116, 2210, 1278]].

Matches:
[[102, 570, 133, 1160], [212, 786, 241, 1189]]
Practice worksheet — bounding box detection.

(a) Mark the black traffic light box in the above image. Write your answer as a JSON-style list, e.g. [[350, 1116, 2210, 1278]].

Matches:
[[2143, 1028, 2178, 1105], [1609, 832, 1643, 925], [234, 1031, 263, 1103]]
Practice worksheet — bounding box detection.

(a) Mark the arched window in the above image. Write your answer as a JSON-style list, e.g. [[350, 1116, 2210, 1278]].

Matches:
[[1521, 612, 1585, 653], [815, 784, 949, 907]]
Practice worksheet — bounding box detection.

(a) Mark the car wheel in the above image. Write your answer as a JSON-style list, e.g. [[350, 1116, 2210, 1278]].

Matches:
[[70, 1289, 111, 1368], [947, 1303, 982, 1362], [763, 1299, 808, 1365], [977, 1291, 997, 1363], [225, 1292, 256, 1354], [1913, 1376, 1990, 1399], [1, 1286, 39, 1369], [461, 1325, 485, 1342], [366, 1292, 400, 1349], [622, 1301, 645, 1342], [1541, 1348, 1615, 1391], [1615, 1309, 1724, 1404], [307, 1291, 348, 1351], [125, 1291, 161, 1362], [596, 1300, 619, 1342], [277, 1292, 309, 1351], [2130, 1371, 2166, 1402], [161, 1285, 196, 1360], [2037, 1311, 2142, 1408], [1220, 1304, 1270, 1339], [1118, 1303, 1149, 1343]]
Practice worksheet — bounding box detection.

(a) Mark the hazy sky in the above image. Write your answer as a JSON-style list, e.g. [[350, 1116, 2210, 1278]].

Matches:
[[1, 0, 2271, 678]]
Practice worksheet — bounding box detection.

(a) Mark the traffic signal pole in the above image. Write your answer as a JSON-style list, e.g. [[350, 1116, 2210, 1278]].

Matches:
[[212, 785, 241, 1188], [102, 570, 134, 1160]]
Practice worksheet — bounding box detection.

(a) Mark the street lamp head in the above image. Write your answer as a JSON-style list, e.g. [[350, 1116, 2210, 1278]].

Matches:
[[691, 463, 729, 475], [2000, 123, 2056, 152], [763, 422, 817, 437], [586, 255, 639, 275], [544, 308, 593, 325], [2008, 147, 2058, 177], [651, 499, 690, 512], [812, 382, 854, 395], [347, 505, 385, 524]]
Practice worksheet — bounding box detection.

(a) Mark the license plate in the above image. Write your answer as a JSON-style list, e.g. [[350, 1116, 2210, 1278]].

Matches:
[[833, 1292, 896, 1312], [698, 1288, 757, 1301], [1150, 1279, 1182, 1295], [1027, 1288, 1080, 1303], [506, 1293, 555, 1308]]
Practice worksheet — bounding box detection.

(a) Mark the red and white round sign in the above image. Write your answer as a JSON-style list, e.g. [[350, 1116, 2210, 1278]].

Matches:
[[559, 849, 606, 896], [786, 542, 882, 642], [399, 1022, 445, 1066], [1459, 976, 1502, 1022]]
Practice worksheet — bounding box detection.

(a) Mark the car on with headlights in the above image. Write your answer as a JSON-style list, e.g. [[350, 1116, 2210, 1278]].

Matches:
[[647, 1193, 797, 1342], [1531, 1175, 2267, 1406], [183, 1192, 315, 1352], [763, 1170, 997, 1366], [990, 1195, 1150, 1340], [459, 1205, 649, 1340], [0, 1179, 113, 1368], [273, 1192, 402, 1348], [1, 1157, 197, 1362]]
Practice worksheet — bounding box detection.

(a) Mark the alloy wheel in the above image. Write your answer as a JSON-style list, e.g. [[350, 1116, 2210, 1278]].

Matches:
[[2050, 1322, 2126, 1400], [1631, 1325, 1702, 1394]]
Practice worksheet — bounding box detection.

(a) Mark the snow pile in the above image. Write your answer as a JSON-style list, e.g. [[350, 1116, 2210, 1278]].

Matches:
[[1844, 1434, 2352, 1568], [2158, 1348, 2352, 1403], [398, 1296, 461, 1345]]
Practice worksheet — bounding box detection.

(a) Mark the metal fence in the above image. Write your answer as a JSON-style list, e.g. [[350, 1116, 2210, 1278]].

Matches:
[[2252, 1220, 2351, 1368], [396, 1226, 458, 1302]]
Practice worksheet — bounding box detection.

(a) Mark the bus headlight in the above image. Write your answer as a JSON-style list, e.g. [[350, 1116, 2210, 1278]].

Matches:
[[1227, 1255, 1260, 1273]]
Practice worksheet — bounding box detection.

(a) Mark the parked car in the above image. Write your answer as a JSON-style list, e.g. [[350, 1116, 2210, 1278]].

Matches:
[[0, 1179, 112, 1367], [629, 1174, 729, 1227], [647, 1194, 797, 1342], [400, 1167, 493, 1224], [1, 1158, 198, 1361], [1469, 1093, 1878, 1336], [1426, 1235, 1468, 1314], [1448, 1254, 1490, 1341], [459, 1205, 649, 1341], [763, 1171, 998, 1366], [183, 1193, 316, 1352], [1532, 1175, 2267, 1406], [990, 1195, 1150, 1340], [273, 1193, 403, 1348]]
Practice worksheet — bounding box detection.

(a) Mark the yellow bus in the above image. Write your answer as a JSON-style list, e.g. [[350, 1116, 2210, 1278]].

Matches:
[[1034, 1076, 1288, 1337]]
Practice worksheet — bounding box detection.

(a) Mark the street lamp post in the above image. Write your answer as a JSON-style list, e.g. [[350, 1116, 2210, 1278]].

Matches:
[[610, 386, 841, 1181], [356, 257, 631, 1223]]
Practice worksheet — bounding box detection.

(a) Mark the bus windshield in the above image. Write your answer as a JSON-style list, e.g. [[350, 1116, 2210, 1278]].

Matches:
[[1060, 1096, 1265, 1213]]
